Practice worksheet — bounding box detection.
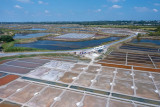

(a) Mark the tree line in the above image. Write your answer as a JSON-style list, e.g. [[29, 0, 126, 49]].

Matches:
[[1, 21, 160, 25]]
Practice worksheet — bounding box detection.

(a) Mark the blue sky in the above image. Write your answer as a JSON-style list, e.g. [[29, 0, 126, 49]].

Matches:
[[0, 0, 160, 22]]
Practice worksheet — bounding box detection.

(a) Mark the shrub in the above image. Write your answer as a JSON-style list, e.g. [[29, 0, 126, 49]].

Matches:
[[155, 26, 160, 32], [0, 30, 3, 34], [0, 35, 14, 42], [148, 26, 160, 36]]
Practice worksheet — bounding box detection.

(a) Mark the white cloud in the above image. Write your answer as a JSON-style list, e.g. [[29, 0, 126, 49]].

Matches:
[[17, 0, 33, 3], [96, 9, 102, 12], [154, 3, 160, 6], [38, 1, 43, 4], [108, 0, 125, 3], [38, 1, 48, 5], [109, 0, 119, 2], [45, 10, 49, 13], [134, 7, 148, 12], [153, 9, 158, 12], [112, 5, 122, 8], [14, 5, 22, 9], [102, 5, 107, 8]]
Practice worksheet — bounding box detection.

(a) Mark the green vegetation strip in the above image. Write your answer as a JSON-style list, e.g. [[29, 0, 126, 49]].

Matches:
[[0, 53, 80, 62], [1, 41, 48, 52], [22, 77, 68, 87], [70, 85, 110, 95], [21, 76, 160, 106], [112, 93, 160, 106]]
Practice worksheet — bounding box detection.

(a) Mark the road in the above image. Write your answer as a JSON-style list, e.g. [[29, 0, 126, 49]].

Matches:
[[0, 33, 138, 57]]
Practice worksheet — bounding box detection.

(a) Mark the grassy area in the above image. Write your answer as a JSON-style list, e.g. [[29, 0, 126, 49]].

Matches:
[[0, 28, 17, 36], [89, 25, 157, 30], [0, 53, 90, 62], [1, 41, 50, 52], [15, 38, 37, 44]]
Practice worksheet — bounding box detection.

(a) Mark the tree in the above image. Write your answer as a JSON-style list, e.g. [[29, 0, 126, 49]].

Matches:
[[136, 34, 141, 42], [155, 26, 160, 32], [0, 30, 3, 34], [0, 35, 14, 42]]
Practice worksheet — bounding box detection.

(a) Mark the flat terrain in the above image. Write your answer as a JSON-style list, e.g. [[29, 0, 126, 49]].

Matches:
[[0, 57, 159, 107], [0, 24, 160, 107]]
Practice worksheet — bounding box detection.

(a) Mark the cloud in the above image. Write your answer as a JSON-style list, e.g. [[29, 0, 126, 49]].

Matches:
[[45, 10, 49, 14], [95, 9, 102, 13], [38, 1, 48, 5], [154, 3, 160, 6], [14, 5, 22, 9], [102, 5, 107, 8], [108, 0, 119, 2], [112, 5, 122, 8], [153, 9, 158, 12], [134, 7, 148, 12], [108, 0, 125, 3], [38, 1, 43, 4], [17, 0, 33, 3]]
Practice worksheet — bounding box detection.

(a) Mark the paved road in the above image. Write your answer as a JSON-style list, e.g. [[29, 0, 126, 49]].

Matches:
[[0, 33, 138, 57]]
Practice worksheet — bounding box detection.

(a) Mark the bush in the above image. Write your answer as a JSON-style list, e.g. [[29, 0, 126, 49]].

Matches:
[[0, 30, 3, 34], [155, 26, 160, 32], [3, 47, 38, 52], [148, 26, 160, 36], [0, 35, 14, 42]]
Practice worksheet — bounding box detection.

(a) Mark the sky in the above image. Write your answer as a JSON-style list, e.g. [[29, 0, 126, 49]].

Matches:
[[0, 0, 160, 22]]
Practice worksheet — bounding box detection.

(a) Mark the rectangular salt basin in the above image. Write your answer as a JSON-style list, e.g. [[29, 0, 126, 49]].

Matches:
[[17, 58, 50, 64], [57, 62, 74, 70], [40, 69, 64, 81], [58, 72, 79, 83], [5, 60, 42, 68], [8, 84, 45, 103], [0, 101, 21, 107], [92, 75, 113, 91], [44, 61, 73, 70], [134, 71, 152, 83], [100, 66, 115, 76], [157, 84, 160, 92], [85, 65, 101, 74], [101, 59, 126, 65], [74, 73, 95, 87], [116, 69, 132, 80], [83, 95, 107, 107], [53, 91, 84, 107], [0, 80, 29, 98], [113, 79, 134, 95], [55, 33, 94, 39], [135, 82, 160, 100], [0, 65, 32, 74], [28, 67, 51, 77], [0, 75, 19, 86], [71, 64, 88, 73], [109, 99, 134, 107], [27, 87, 63, 107], [127, 62, 153, 67], [151, 73, 160, 83], [43, 60, 60, 68]]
